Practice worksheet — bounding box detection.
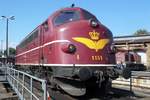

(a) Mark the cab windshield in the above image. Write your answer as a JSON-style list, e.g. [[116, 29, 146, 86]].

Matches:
[[54, 10, 80, 26], [82, 9, 99, 22]]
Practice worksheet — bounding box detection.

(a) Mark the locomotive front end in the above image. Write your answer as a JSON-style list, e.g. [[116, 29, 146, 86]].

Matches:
[[51, 7, 119, 96], [15, 6, 119, 96]]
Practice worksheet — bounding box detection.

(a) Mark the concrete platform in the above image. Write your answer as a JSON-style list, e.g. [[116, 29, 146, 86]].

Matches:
[[112, 84, 150, 100], [0, 82, 18, 100], [139, 98, 150, 100]]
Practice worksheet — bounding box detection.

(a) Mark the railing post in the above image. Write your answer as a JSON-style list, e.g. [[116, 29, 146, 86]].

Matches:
[[30, 77, 33, 100], [10, 68, 12, 85], [13, 69, 15, 88], [17, 71, 19, 90], [130, 71, 132, 92], [8, 67, 10, 84], [5, 64, 8, 81], [22, 74, 24, 99], [42, 80, 47, 100], [5, 66, 8, 82]]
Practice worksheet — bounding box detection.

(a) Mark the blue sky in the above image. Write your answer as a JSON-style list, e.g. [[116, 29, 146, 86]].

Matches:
[[0, 0, 150, 48]]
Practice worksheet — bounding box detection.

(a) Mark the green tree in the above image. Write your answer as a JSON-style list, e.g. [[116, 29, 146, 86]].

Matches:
[[4, 47, 16, 57], [0, 50, 4, 57], [0, 51, 2, 57], [9, 47, 16, 56], [134, 29, 149, 36]]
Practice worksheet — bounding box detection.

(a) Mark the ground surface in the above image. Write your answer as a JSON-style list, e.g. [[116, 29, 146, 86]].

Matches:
[[0, 82, 18, 100]]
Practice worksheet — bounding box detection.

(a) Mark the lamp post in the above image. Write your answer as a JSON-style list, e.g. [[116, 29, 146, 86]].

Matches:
[[1, 40, 3, 56], [1, 16, 15, 63]]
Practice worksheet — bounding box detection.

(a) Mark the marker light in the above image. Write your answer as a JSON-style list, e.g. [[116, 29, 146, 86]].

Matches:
[[110, 43, 117, 53]]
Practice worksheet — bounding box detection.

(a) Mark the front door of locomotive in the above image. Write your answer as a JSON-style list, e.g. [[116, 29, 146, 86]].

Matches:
[[39, 21, 51, 66], [39, 24, 45, 65]]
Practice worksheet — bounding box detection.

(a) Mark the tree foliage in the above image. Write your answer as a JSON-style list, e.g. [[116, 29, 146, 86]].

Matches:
[[9, 47, 16, 56], [0, 51, 2, 57], [134, 29, 149, 36], [4, 47, 16, 57]]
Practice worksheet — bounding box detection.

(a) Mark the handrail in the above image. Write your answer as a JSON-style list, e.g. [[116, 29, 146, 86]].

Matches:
[[0, 65, 47, 100], [132, 71, 150, 77], [112, 71, 150, 92], [130, 71, 150, 91]]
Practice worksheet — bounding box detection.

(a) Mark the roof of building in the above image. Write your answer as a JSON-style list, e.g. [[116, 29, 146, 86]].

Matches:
[[114, 35, 150, 44]]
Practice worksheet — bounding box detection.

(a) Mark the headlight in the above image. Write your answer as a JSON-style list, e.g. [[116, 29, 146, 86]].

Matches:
[[68, 44, 76, 53], [62, 44, 76, 54], [89, 19, 99, 28]]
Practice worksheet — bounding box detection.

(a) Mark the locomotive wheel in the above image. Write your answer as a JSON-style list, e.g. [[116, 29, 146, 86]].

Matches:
[[100, 78, 112, 95], [86, 78, 112, 96]]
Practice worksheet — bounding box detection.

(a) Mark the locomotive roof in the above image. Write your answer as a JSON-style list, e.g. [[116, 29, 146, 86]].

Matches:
[[47, 7, 88, 18], [16, 7, 90, 48], [59, 7, 82, 11]]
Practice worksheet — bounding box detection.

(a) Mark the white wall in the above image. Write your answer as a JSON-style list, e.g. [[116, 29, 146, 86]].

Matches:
[[137, 52, 146, 65]]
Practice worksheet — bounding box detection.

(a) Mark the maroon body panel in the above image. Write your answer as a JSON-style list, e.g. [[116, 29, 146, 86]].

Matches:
[[15, 7, 116, 66]]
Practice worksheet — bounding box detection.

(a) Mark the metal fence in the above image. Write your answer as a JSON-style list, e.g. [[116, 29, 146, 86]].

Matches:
[[130, 71, 150, 91], [112, 71, 150, 92], [0, 64, 47, 100]]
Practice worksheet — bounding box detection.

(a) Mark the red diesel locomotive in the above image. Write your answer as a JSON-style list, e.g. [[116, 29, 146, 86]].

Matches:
[[16, 7, 118, 96]]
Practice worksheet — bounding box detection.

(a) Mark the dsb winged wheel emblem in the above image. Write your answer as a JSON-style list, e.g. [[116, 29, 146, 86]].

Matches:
[[73, 30, 109, 52]]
